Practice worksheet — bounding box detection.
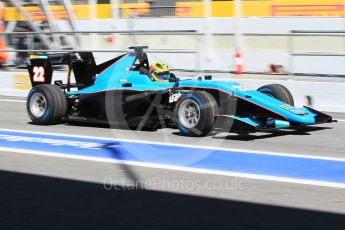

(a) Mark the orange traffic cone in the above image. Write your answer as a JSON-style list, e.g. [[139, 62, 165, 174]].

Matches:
[[234, 52, 243, 75]]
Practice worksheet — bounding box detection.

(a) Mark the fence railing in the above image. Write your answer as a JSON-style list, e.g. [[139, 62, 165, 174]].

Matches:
[[2, 30, 345, 75], [0, 30, 201, 70], [289, 30, 345, 75]]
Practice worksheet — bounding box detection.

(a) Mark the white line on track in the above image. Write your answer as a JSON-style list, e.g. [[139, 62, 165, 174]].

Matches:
[[1, 128, 345, 162], [0, 99, 26, 103], [0, 146, 345, 189]]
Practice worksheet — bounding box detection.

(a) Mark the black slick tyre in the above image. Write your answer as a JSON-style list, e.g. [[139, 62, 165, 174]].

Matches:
[[174, 91, 218, 137], [27, 84, 67, 125], [257, 84, 294, 106]]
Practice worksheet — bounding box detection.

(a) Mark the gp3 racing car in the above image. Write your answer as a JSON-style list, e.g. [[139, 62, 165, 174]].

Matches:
[[26, 46, 333, 137]]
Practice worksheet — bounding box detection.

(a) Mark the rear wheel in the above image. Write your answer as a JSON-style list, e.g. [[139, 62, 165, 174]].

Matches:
[[175, 91, 218, 137], [27, 84, 67, 125], [257, 84, 294, 106]]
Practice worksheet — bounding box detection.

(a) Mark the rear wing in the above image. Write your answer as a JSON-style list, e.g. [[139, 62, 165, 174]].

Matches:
[[27, 52, 97, 89], [27, 54, 53, 87]]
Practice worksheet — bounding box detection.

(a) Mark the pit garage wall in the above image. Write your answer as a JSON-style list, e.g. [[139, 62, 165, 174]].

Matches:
[[57, 17, 345, 75], [1, 71, 345, 113]]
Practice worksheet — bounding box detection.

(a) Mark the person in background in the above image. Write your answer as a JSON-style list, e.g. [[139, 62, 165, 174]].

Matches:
[[0, 0, 9, 68]]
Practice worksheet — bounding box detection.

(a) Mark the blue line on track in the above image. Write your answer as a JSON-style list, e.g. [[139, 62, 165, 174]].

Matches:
[[0, 129, 344, 184]]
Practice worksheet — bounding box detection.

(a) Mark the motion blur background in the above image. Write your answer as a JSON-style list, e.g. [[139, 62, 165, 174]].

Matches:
[[0, 0, 344, 75]]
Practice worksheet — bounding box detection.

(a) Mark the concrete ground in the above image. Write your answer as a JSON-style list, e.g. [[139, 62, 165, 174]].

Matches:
[[0, 96, 344, 229]]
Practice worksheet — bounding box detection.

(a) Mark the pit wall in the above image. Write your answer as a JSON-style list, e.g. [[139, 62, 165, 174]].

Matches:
[[1, 71, 345, 113], [53, 17, 345, 75]]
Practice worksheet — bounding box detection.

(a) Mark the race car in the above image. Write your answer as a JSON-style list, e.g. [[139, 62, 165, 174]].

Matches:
[[26, 46, 333, 137]]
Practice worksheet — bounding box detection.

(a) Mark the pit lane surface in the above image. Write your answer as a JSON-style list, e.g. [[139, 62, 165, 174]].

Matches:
[[1, 96, 344, 158], [0, 96, 345, 229]]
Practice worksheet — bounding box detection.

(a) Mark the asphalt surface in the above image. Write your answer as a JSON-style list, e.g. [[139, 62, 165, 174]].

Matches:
[[1, 96, 344, 158], [0, 96, 345, 229]]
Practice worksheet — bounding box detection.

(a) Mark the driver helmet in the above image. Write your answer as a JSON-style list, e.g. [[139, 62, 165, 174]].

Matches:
[[150, 62, 170, 81]]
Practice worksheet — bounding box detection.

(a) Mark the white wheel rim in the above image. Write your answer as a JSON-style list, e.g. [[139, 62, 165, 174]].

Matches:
[[178, 99, 201, 129], [29, 92, 47, 118]]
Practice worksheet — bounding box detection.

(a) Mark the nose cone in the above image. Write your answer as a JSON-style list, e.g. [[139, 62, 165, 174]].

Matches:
[[296, 114, 316, 124], [289, 107, 316, 124]]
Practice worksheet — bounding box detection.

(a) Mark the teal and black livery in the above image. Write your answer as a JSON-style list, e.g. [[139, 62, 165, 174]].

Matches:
[[26, 46, 334, 137]]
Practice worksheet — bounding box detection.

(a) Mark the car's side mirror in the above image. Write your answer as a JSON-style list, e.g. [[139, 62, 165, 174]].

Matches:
[[205, 75, 212, 80]]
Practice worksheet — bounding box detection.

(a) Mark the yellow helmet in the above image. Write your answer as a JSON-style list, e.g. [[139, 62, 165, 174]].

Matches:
[[150, 62, 170, 81]]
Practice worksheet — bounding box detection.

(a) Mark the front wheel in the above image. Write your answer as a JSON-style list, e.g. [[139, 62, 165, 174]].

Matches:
[[27, 84, 67, 125], [257, 84, 294, 106], [174, 91, 218, 137]]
